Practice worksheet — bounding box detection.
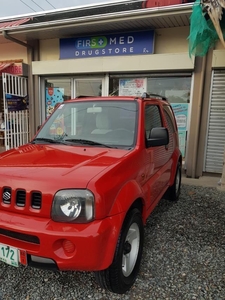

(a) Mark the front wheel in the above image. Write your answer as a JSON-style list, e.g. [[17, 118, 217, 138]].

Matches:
[[95, 208, 144, 294]]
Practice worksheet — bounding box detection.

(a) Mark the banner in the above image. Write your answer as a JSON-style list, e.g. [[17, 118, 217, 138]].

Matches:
[[6, 94, 28, 112], [0, 63, 28, 76], [60, 30, 154, 59]]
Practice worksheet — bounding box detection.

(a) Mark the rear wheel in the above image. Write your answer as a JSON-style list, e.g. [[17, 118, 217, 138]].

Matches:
[[166, 162, 181, 201], [95, 208, 144, 294]]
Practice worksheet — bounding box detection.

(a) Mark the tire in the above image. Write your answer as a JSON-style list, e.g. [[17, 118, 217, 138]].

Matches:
[[94, 208, 144, 294], [166, 162, 181, 201]]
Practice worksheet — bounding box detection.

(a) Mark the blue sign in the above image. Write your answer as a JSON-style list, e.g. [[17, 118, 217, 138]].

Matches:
[[6, 94, 28, 111], [60, 30, 154, 59]]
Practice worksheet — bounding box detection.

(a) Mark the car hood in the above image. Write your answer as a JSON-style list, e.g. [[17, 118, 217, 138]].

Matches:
[[0, 144, 128, 191]]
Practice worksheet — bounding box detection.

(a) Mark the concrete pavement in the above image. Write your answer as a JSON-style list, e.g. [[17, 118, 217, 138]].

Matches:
[[182, 173, 222, 188]]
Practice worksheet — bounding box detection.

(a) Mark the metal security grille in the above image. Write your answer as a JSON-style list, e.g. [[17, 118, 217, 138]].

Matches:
[[204, 70, 225, 173], [2, 73, 29, 150]]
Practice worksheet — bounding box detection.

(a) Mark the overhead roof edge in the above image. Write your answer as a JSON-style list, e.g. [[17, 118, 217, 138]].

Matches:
[[0, 0, 145, 22], [0, 3, 193, 33]]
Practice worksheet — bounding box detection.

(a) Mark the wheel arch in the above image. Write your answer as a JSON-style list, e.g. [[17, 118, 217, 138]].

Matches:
[[101, 182, 145, 270], [169, 151, 182, 186], [109, 180, 145, 220]]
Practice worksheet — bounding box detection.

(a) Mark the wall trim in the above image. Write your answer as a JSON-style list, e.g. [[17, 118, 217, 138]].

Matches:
[[212, 49, 225, 68], [32, 53, 194, 75]]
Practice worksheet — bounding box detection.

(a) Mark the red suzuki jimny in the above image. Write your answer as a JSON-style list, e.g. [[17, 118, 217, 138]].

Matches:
[[0, 94, 182, 294]]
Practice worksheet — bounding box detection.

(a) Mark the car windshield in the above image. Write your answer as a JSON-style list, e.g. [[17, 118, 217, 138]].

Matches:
[[34, 100, 138, 149]]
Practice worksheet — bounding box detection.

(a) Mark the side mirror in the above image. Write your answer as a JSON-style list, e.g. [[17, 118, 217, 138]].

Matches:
[[146, 127, 169, 147]]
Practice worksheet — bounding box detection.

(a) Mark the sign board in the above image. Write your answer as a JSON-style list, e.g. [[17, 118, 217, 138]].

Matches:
[[0, 63, 28, 76], [119, 78, 147, 97], [60, 30, 154, 59], [6, 94, 28, 112]]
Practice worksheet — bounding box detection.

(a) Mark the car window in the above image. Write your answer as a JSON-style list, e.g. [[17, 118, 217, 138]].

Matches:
[[36, 100, 138, 149], [145, 105, 162, 139], [163, 105, 176, 133], [163, 104, 176, 154]]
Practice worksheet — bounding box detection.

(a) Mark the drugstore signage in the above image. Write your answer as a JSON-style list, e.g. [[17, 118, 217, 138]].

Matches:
[[60, 30, 154, 59], [0, 63, 28, 76]]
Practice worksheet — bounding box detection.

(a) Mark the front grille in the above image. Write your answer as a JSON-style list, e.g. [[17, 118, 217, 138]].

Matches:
[[2, 187, 12, 204], [16, 190, 26, 207], [31, 192, 42, 209], [0, 228, 40, 244], [1, 187, 42, 210]]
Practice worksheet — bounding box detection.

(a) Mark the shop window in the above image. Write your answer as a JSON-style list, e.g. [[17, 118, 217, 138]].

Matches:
[[109, 78, 119, 96], [147, 77, 191, 103], [109, 76, 191, 101], [45, 78, 71, 118], [75, 79, 102, 97]]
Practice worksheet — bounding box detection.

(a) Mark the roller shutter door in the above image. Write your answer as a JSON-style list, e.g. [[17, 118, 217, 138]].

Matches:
[[204, 70, 225, 173]]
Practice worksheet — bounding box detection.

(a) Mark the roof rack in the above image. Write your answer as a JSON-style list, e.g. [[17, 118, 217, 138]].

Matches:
[[141, 92, 167, 101]]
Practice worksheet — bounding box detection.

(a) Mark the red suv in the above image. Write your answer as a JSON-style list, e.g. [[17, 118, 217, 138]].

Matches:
[[0, 94, 182, 294]]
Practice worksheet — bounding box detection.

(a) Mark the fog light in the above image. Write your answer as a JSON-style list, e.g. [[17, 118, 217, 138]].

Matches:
[[62, 239, 75, 253]]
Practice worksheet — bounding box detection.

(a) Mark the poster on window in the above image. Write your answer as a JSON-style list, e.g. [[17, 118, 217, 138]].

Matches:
[[119, 78, 147, 97], [178, 131, 186, 157], [46, 87, 64, 117], [6, 94, 28, 111], [171, 103, 189, 131]]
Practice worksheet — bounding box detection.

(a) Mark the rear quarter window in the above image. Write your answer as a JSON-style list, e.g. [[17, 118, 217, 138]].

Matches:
[[163, 105, 176, 133]]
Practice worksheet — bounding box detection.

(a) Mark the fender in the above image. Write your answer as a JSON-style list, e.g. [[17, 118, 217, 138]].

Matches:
[[109, 179, 145, 218], [169, 148, 182, 186]]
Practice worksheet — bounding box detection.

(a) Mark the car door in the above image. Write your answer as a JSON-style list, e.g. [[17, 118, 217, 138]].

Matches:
[[143, 102, 171, 206]]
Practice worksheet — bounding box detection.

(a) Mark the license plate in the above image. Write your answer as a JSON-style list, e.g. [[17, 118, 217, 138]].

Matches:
[[0, 243, 19, 267]]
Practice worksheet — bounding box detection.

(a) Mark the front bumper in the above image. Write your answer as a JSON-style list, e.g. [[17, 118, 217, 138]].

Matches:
[[0, 210, 125, 271]]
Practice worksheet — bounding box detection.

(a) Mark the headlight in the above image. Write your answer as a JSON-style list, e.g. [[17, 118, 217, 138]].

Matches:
[[51, 189, 94, 223]]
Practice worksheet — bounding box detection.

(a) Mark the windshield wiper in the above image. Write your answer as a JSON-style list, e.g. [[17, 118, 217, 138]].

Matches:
[[64, 138, 113, 148], [31, 138, 68, 144]]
